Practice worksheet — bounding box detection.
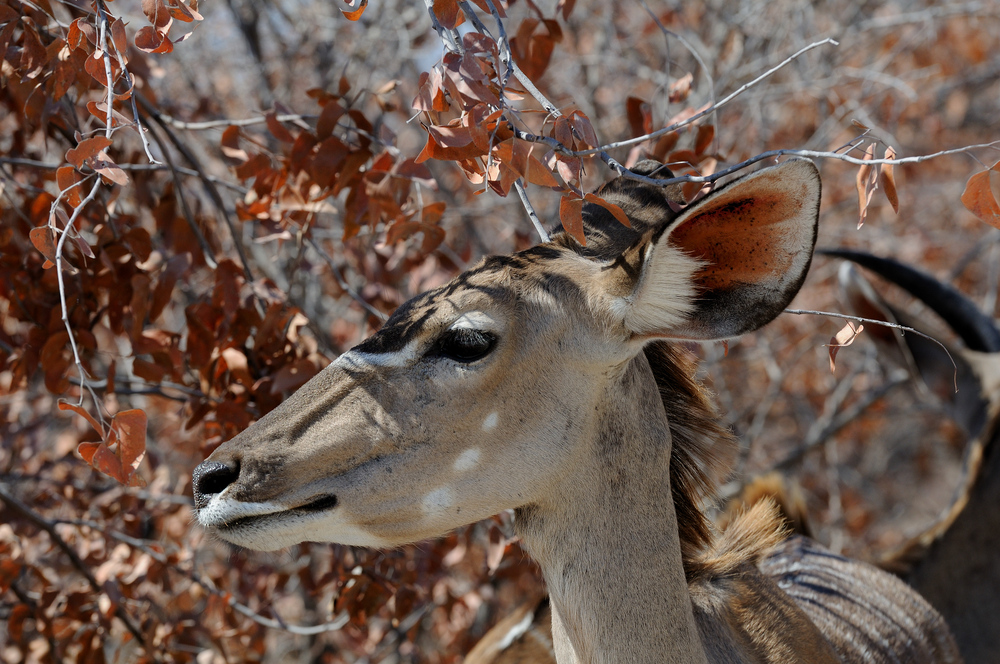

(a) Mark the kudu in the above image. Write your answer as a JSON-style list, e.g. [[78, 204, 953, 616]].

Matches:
[[193, 160, 960, 663], [828, 250, 1000, 664]]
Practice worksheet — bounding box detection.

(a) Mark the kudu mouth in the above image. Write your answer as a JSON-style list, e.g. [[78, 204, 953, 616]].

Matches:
[[193, 457, 340, 528]]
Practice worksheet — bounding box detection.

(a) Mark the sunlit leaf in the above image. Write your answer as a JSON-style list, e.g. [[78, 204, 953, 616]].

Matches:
[[961, 162, 1000, 229], [559, 195, 586, 245], [826, 321, 864, 373]]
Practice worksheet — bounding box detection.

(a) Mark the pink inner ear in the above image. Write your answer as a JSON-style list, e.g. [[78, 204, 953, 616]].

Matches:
[[667, 192, 808, 293]]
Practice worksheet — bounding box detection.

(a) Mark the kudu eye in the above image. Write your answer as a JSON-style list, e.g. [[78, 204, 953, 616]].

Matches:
[[433, 327, 497, 363]]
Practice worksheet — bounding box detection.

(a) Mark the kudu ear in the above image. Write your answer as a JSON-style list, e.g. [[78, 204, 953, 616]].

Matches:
[[619, 158, 821, 340]]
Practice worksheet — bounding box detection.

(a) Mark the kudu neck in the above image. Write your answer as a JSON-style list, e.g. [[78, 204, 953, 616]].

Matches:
[[514, 353, 709, 664]]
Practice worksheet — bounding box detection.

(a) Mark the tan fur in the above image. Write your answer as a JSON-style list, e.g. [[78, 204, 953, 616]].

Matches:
[[720, 472, 813, 538]]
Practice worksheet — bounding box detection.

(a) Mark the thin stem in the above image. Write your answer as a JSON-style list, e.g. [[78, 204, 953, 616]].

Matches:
[[514, 179, 548, 242]]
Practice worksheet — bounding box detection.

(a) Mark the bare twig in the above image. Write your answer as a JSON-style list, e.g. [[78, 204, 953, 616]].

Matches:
[[514, 179, 549, 242], [157, 113, 317, 131], [783, 308, 959, 390], [515, 38, 841, 159]]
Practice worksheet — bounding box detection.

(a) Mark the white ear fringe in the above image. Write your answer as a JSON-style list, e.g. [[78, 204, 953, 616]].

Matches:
[[611, 243, 705, 335]]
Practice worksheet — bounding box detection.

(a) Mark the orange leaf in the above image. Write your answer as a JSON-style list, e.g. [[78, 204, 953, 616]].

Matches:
[[651, 132, 680, 161], [59, 400, 104, 436], [559, 196, 586, 245], [961, 162, 1000, 229], [341, 0, 368, 20], [134, 25, 174, 54], [66, 137, 113, 169], [694, 124, 715, 156], [880, 147, 899, 213], [584, 193, 631, 228]]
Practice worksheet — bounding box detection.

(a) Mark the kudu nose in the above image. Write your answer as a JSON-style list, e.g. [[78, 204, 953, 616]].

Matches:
[[192, 460, 239, 509]]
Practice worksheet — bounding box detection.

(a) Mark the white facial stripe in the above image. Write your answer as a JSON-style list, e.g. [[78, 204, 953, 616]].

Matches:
[[482, 411, 499, 432], [453, 447, 481, 472], [334, 339, 421, 369], [198, 496, 285, 528], [449, 311, 497, 331]]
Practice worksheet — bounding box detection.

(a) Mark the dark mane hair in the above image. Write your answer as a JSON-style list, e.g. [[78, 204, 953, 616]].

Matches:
[[643, 341, 740, 571]]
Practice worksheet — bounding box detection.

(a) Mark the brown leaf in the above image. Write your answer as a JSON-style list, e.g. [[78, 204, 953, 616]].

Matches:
[[68, 18, 97, 51], [433, 0, 463, 29], [880, 146, 899, 213], [86, 101, 130, 129], [855, 144, 877, 229], [694, 124, 715, 155], [67, 137, 113, 169], [584, 194, 630, 228], [961, 162, 1000, 229], [651, 131, 680, 161], [142, 0, 171, 28], [220, 125, 248, 162], [83, 409, 148, 487], [110, 19, 129, 62], [826, 321, 864, 373], [265, 111, 295, 143], [135, 25, 174, 54], [56, 167, 84, 207], [626, 97, 652, 139], [59, 401, 104, 437], [569, 111, 599, 150], [19, 25, 48, 79], [316, 99, 347, 140], [93, 152, 130, 186], [559, 196, 586, 245], [29, 227, 58, 265]]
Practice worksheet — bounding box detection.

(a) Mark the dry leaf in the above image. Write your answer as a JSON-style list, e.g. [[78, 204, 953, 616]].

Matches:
[[961, 161, 1000, 229], [559, 195, 586, 245], [880, 146, 898, 213], [826, 321, 864, 373], [855, 144, 877, 229]]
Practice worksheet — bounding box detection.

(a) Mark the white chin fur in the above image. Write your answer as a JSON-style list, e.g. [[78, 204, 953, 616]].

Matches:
[[198, 494, 387, 551]]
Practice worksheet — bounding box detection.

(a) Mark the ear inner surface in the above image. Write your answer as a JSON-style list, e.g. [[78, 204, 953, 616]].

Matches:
[[637, 159, 821, 340]]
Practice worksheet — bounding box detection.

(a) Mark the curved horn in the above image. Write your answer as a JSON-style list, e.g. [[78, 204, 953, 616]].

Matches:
[[818, 248, 1000, 353]]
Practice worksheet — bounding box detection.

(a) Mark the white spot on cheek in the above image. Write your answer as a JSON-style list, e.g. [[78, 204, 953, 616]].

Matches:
[[422, 487, 455, 514], [482, 412, 499, 432], [453, 448, 481, 472]]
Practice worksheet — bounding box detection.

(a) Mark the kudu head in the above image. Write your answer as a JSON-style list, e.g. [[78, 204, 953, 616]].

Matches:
[[193, 159, 821, 551]]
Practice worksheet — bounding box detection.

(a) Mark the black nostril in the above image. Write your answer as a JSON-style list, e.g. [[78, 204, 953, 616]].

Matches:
[[192, 460, 240, 509]]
